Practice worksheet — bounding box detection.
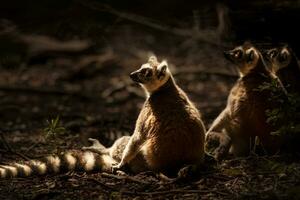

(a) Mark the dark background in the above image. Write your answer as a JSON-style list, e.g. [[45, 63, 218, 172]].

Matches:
[[0, 0, 299, 162], [0, 0, 299, 167], [0, 1, 300, 199], [1, 0, 300, 48]]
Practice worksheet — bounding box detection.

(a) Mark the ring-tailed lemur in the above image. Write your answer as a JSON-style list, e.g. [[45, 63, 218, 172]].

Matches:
[[205, 42, 283, 160], [84, 56, 206, 176], [265, 45, 300, 94], [1, 56, 206, 178]]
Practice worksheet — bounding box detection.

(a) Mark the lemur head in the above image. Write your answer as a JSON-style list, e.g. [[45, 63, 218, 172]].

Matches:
[[130, 56, 171, 93], [224, 42, 263, 77], [265, 45, 295, 74]]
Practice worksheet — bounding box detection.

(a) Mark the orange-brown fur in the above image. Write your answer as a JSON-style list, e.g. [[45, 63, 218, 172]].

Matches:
[[265, 45, 300, 94], [140, 78, 205, 174], [85, 56, 206, 176], [206, 43, 282, 160]]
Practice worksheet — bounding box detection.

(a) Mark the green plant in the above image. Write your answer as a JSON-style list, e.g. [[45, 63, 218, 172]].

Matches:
[[43, 116, 66, 139], [257, 79, 300, 137]]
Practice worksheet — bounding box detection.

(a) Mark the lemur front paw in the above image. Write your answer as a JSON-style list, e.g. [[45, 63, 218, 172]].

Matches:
[[111, 163, 124, 173], [214, 145, 229, 161], [205, 132, 222, 152], [205, 132, 231, 161]]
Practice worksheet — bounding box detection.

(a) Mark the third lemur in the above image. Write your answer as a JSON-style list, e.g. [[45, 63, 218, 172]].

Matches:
[[265, 45, 300, 94]]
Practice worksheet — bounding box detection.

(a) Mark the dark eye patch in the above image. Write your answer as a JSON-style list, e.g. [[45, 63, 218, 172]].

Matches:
[[140, 68, 147, 74], [140, 68, 152, 78], [278, 52, 288, 62], [145, 70, 152, 77], [234, 50, 243, 59]]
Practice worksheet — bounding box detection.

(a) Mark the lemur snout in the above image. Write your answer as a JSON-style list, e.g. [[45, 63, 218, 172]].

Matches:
[[130, 71, 139, 82], [223, 51, 232, 60]]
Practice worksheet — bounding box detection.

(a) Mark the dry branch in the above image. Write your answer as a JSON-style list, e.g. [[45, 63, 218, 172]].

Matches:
[[76, 0, 229, 47], [83, 176, 116, 191], [120, 188, 229, 196], [19, 35, 91, 55], [0, 131, 12, 152], [173, 68, 238, 78], [0, 130, 31, 161], [66, 50, 116, 80], [101, 172, 151, 185], [0, 85, 94, 100]]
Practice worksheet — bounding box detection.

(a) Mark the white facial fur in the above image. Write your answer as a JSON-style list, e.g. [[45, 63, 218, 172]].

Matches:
[[238, 48, 259, 77], [274, 48, 291, 72], [141, 60, 171, 94]]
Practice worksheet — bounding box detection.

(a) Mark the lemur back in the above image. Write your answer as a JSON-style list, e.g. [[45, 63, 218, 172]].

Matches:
[[141, 77, 205, 173]]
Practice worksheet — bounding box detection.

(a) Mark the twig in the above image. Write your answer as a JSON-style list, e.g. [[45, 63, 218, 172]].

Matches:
[[0, 131, 12, 152], [24, 140, 41, 154], [12, 151, 31, 161], [0, 85, 94, 100], [66, 50, 116, 81], [84, 177, 116, 191], [0, 132, 31, 161], [174, 68, 238, 78], [77, 0, 188, 36], [101, 172, 150, 185], [76, 0, 229, 48], [83, 176, 218, 197], [85, 172, 230, 197], [101, 83, 127, 98], [126, 86, 145, 99], [120, 188, 229, 196]]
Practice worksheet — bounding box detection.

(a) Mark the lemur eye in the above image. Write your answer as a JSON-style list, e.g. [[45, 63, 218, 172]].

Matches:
[[145, 69, 152, 77], [234, 50, 242, 59], [141, 68, 152, 78]]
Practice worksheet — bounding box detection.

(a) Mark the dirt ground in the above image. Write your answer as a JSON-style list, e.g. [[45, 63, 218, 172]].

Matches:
[[0, 45, 300, 199], [0, 1, 300, 199]]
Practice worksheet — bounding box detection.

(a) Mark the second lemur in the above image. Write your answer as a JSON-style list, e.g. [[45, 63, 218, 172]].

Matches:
[[205, 42, 283, 160]]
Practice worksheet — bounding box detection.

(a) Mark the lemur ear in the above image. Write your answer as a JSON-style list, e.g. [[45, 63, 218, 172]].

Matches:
[[157, 61, 168, 78]]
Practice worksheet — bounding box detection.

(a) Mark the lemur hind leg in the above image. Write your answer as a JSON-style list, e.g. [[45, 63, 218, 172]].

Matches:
[[82, 138, 109, 154], [205, 108, 232, 161], [83, 136, 148, 174], [111, 133, 146, 172]]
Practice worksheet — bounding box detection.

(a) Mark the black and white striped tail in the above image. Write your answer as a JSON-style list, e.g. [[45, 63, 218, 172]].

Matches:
[[0, 150, 116, 179]]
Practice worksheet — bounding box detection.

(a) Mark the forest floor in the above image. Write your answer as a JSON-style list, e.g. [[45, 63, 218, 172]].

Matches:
[[0, 52, 300, 200], [0, 11, 300, 198]]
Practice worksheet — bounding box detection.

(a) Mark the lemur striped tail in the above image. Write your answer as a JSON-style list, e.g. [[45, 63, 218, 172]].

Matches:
[[0, 150, 116, 179]]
